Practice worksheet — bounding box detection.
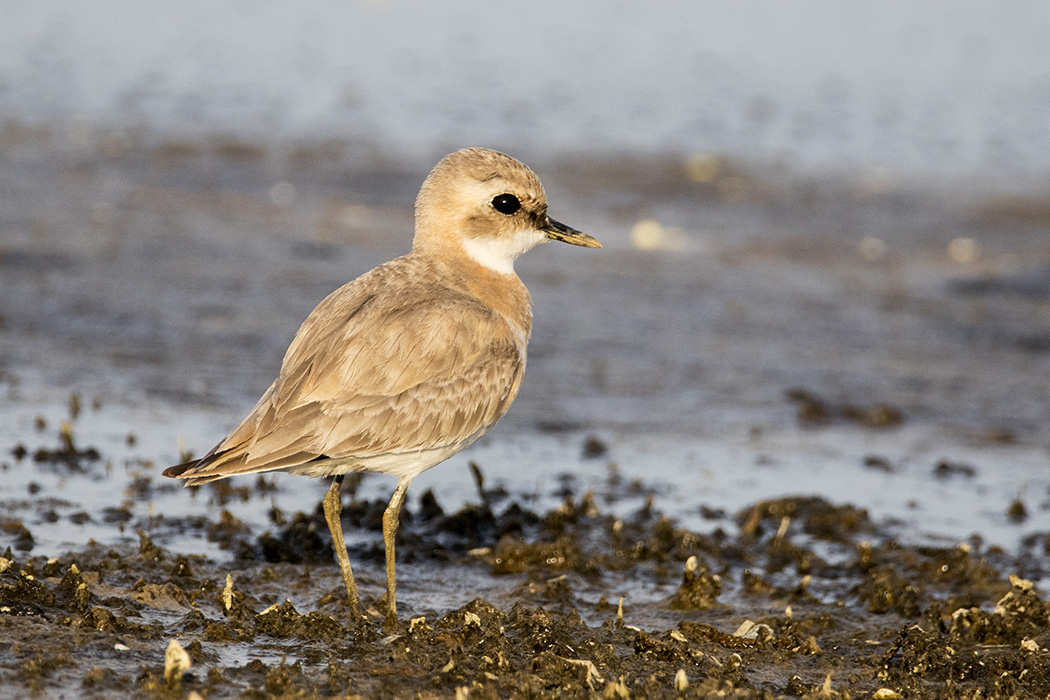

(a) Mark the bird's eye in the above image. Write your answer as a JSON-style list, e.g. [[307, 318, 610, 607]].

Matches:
[[491, 193, 521, 215]]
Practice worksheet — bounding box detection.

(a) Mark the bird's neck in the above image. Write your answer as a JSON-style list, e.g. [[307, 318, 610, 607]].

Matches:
[[466, 264, 533, 346], [419, 247, 533, 345]]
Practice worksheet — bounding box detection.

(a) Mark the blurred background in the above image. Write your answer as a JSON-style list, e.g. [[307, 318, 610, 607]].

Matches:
[[3, 2, 1050, 179], [1, 2, 1049, 556]]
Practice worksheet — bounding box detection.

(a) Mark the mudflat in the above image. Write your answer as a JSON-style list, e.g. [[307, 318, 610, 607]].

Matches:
[[1, 131, 1049, 698]]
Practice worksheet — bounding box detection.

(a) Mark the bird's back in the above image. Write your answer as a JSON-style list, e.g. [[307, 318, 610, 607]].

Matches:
[[166, 252, 531, 484]]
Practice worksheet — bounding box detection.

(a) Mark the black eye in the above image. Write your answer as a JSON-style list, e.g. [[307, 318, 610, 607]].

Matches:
[[491, 193, 521, 215]]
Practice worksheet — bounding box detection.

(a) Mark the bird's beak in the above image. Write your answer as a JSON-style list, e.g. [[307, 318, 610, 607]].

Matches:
[[541, 217, 602, 248]]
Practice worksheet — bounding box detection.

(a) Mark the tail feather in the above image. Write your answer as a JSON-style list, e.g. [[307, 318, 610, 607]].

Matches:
[[162, 444, 242, 486], [161, 460, 201, 479], [163, 442, 326, 486]]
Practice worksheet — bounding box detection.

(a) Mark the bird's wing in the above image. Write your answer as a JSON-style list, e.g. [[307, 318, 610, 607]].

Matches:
[[169, 271, 525, 480]]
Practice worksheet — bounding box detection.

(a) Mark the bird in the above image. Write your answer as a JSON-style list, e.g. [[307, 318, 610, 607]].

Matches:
[[163, 147, 600, 626]]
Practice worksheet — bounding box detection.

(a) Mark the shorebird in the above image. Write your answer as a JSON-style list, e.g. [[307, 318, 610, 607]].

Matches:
[[164, 147, 600, 625]]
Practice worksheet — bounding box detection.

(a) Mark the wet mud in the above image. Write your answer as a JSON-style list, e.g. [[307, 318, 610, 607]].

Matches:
[[2, 133, 1050, 698], [2, 427, 1049, 699]]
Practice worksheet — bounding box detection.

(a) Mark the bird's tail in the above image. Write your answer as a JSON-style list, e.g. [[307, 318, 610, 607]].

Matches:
[[162, 445, 247, 486]]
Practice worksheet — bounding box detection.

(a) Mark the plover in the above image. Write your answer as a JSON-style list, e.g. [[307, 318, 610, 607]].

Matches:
[[164, 147, 600, 625]]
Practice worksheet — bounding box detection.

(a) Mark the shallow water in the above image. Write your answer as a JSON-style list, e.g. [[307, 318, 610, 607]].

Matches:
[[4, 395, 1047, 568]]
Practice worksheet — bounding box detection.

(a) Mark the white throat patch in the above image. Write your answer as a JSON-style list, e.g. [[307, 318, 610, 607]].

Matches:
[[461, 228, 546, 275]]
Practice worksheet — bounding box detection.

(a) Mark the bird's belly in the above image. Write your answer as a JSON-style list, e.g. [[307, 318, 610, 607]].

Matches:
[[283, 442, 470, 480]]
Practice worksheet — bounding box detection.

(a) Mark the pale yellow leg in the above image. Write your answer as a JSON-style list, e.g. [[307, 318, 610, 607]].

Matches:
[[322, 475, 360, 618], [382, 475, 413, 627]]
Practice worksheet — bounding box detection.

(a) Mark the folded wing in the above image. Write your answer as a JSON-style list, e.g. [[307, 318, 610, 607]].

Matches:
[[165, 265, 526, 483]]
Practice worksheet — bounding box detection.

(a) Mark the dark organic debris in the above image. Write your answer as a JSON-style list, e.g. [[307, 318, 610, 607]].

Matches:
[[934, 460, 978, 479], [1006, 498, 1028, 523], [669, 555, 722, 610], [582, 435, 609, 459], [862, 454, 895, 472], [0, 476, 1046, 698], [30, 422, 102, 470], [785, 388, 904, 428]]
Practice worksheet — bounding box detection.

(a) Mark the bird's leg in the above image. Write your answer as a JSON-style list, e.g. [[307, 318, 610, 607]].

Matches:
[[382, 475, 413, 628], [322, 475, 360, 619]]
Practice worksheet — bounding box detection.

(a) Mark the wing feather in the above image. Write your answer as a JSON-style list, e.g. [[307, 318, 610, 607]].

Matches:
[[170, 256, 527, 482]]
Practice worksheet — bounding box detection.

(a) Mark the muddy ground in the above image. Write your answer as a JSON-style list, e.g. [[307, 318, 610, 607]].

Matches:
[[2, 427, 1049, 699], [2, 128, 1050, 698]]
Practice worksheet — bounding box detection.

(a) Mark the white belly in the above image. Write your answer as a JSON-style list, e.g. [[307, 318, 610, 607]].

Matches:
[[282, 441, 470, 480]]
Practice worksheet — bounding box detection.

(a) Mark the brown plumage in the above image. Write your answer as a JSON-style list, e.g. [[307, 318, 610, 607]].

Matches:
[[164, 147, 600, 626]]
